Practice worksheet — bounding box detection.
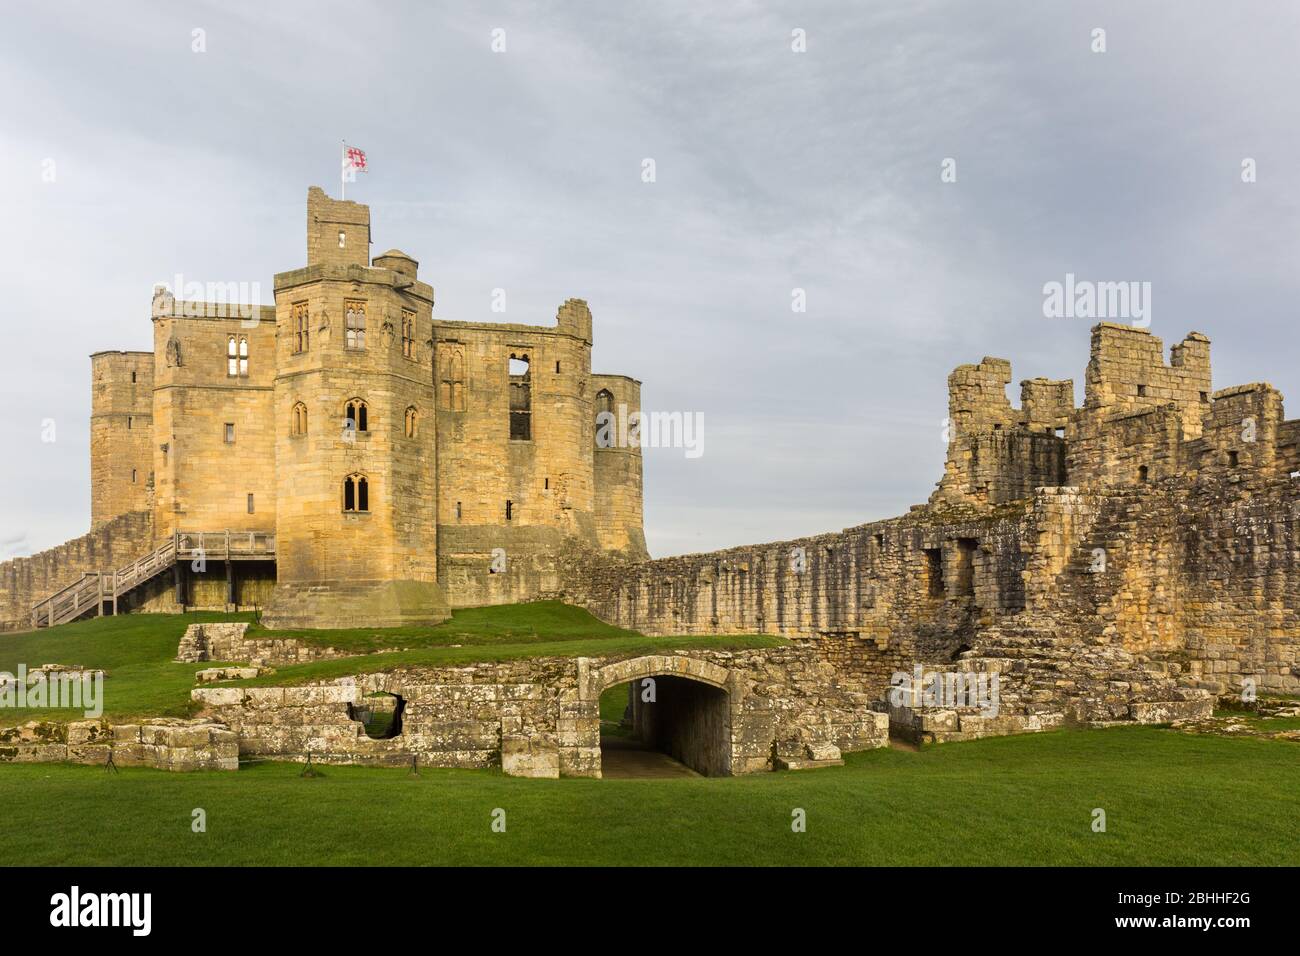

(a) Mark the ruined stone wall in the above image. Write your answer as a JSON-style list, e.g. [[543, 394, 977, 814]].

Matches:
[[90, 351, 155, 528], [0, 718, 237, 771], [0, 510, 154, 632], [554, 505, 1033, 697], [191, 647, 890, 777], [592, 373, 647, 559]]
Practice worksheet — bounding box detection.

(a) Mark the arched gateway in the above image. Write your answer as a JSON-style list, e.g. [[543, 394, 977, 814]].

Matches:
[[579, 655, 737, 777]]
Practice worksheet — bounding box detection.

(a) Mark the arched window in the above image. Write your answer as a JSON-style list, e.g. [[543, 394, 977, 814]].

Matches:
[[404, 406, 419, 438], [227, 335, 248, 377], [595, 388, 615, 448], [345, 398, 369, 434], [291, 402, 308, 436], [345, 301, 366, 350], [343, 474, 370, 513]]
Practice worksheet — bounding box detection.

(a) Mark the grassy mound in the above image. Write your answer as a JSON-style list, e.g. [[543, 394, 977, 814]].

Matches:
[[0, 604, 784, 724]]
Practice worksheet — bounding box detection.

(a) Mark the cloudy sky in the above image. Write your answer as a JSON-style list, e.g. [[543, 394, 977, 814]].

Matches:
[[1, 0, 1297, 561]]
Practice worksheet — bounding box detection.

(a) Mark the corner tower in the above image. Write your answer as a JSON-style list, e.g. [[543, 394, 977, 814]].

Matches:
[[262, 187, 447, 628]]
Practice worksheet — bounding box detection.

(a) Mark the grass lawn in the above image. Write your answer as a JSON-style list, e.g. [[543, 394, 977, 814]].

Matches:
[[0, 726, 1294, 866], [0, 604, 783, 724]]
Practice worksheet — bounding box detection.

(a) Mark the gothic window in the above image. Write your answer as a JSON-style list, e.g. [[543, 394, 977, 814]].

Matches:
[[224, 423, 235, 444], [343, 474, 370, 513], [345, 398, 369, 434], [345, 301, 366, 350], [227, 335, 248, 377], [292, 402, 308, 436], [293, 302, 310, 353], [509, 353, 531, 441], [438, 343, 466, 410], [594, 388, 615, 447], [401, 310, 416, 359], [405, 406, 419, 438]]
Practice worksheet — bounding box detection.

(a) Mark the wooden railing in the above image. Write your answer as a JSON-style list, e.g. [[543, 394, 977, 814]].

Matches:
[[30, 530, 275, 629]]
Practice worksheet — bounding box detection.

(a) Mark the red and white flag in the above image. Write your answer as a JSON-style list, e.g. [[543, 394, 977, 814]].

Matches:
[[343, 144, 368, 173], [341, 142, 368, 198]]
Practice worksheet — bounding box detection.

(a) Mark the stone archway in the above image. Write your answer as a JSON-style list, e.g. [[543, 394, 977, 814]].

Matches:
[[584, 655, 735, 777]]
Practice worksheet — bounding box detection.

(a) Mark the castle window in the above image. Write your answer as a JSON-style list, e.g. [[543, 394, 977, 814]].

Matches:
[[224, 423, 235, 444], [955, 538, 977, 596], [292, 302, 310, 353], [127, 416, 133, 430], [509, 353, 531, 441], [292, 402, 308, 436], [401, 310, 416, 359], [345, 399, 368, 434], [438, 343, 467, 411], [247, 493, 255, 514], [131, 469, 137, 484], [1138, 465, 1149, 482], [923, 548, 944, 597], [456, 501, 462, 521], [131, 371, 136, 383], [227, 335, 248, 377], [1228, 451, 1240, 468], [404, 406, 419, 438], [1054, 427, 1066, 438], [555, 361, 561, 373], [345, 301, 366, 350], [595, 388, 615, 448], [338, 230, 346, 249], [505, 500, 513, 521], [343, 474, 369, 513], [1201, 391, 1210, 403], [1137, 384, 1148, 397]]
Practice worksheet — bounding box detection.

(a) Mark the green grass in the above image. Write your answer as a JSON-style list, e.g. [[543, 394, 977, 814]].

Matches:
[[0, 726, 1294, 865], [243, 601, 642, 652], [0, 612, 241, 726], [0, 605, 784, 723], [599, 683, 634, 737]]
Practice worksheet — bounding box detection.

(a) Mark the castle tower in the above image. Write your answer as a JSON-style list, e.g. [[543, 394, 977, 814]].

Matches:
[[90, 350, 154, 527], [262, 187, 447, 628]]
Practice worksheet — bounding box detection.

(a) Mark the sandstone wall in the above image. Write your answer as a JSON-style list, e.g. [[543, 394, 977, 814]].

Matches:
[[191, 647, 890, 777], [90, 351, 155, 528], [0, 510, 154, 632], [0, 718, 237, 771]]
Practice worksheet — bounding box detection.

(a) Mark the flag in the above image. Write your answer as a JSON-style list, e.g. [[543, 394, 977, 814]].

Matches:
[[343, 144, 368, 173]]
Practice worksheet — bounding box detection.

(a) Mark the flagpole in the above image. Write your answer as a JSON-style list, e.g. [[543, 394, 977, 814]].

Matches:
[[340, 140, 345, 200]]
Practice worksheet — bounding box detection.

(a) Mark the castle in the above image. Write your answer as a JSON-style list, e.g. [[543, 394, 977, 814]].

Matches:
[[5, 187, 647, 631], [2, 188, 1297, 742]]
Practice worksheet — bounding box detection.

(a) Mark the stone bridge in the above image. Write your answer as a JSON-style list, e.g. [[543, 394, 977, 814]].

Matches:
[[192, 646, 890, 777]]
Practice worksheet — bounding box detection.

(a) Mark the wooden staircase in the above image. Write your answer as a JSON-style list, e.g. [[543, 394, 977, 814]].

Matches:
[[30, 531, 275, 629]]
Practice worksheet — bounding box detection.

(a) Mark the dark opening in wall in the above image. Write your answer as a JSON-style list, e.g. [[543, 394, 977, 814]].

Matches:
[[509, 353, 531, 440], [349, 692, 404, 739], [1138, 465, 1149, 482], [505, 500, 513, 521], [955, 538, 977, 596], [1200, 391, 1209, 402], [1137, 384, 1148, 397], [923, 548, 944, 597], [874, 533, 885, 549], [1228, 450, 1240, 468]]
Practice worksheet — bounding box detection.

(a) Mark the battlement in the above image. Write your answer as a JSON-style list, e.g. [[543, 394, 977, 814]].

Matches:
[[934, 323, 1290, 504]]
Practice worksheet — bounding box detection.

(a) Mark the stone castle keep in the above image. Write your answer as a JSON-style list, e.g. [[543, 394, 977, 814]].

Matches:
[[5, 187, 647, 631], [1, 184, 1297, 772]]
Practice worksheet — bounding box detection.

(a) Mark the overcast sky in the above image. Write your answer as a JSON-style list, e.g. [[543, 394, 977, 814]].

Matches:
[[1, 0, 1297, 561]]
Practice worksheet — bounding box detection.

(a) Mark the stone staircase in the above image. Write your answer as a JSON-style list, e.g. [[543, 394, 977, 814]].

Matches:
[[883, 612, 1213, 744]]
